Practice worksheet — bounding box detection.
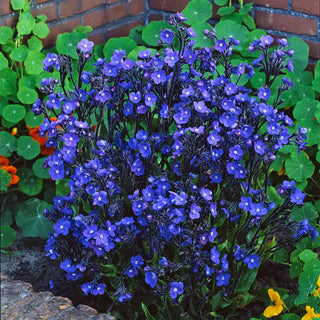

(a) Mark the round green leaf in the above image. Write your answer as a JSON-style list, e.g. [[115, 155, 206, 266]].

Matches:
[[250, 71, 266, 89], [0, 131, 17, 156], [215, 20, 249, 51], [293, 99, 319, 120], [11, 0, 26, 10], [0, 52, 8, 70], [2, 104, 26, 124], [217, 6, 235, 16], [17, 13, 34, 35], [290, 202, 318, 224], [141, 21, 171, 47], [17, 87, 38, 104], [313, 77, 320, 93], [297, 118, 320, 146], [0, 225, 16, 248], [0, 27, 13, 45], [32, 157, 50, 179], [19, 75, 37, 89], [295, 179, 308, 191], [288, 37, 309, 73], [0, 209, 13, 226], [18, 167, 43, 196], [0, 97, 8, 116], [35, 14, 47, 23], [56, 31, 86, 59], [192, 22, 215, 48], [24, 111, 44, 127], [15, 198, 53, 239], [214, 0, 228, 5], [299, 249, 318, 263], [27, 36, 43, 52], [17, 135, 40, 160], [285, 151, 315, 182], [103, 36, 137, 60], [73, 25, 93, 34], [181, 0, 213, 25], [0, 68, 17, 96], [32, 22, 50, 39], [0, 168, 11, 191], [242, 14, 255, 30], [9, 45, 28, 62], [1, 118, 16, 129], [24, 51, 44, 75]]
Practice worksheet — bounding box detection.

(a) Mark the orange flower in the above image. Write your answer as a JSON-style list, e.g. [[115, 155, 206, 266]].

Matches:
[[28, 126, 47, 146], [302, 306, 320, 320], [40, 146, 55, 156], [11, 127, 17, 136], [0, 156, 9, 166]]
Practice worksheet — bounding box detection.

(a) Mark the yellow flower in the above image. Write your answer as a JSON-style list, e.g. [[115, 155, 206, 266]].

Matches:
[[314, 274, 320, 297], [302, 306, 320, 320], [263, 289, 287, 318]]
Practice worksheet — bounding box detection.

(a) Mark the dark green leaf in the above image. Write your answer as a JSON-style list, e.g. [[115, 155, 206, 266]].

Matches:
[[0, 168, 11, 191], [17, 87, 38, 104], [295, 269, 320, 304], [181, 0, 213, 25], [217, 6, 235, 16], [0, 52, 8, 70], [0, 27, 13, 45], [280, 315, 300, 320], [19, 75, 37, 89], [0, 68, 17, 96], [9, 45, 28, 62], [192, 22, 214, 48], [103, 37, 137, 60], [273, 248, 288, 263], [141, 303, 156, 320], [313, 77, 320, 93], [293, 99, 319, 120], [288, 37, 309, 73], [127, 46, 156, 60], [285, 151, 315, 182], [32, 157, 50, 179], [24, 111, 44, 127], [2, 104, 26, 123], [290, 261, 303, 278], [18, 167, 43, 196], [297, 118, 320, 146], [242, 14, 255, 30], [214, 0, 228, 5], [299, 249, 318, 263], [0, 209, 13, 225], [17, 136, 40, 160], [290, 202, 318, 224], [56, 31, 86, 59], [0, 225, 16, 248], [141, 21, 172, 47], [236, 268, 258, 293], [0, 131, 17, 156]]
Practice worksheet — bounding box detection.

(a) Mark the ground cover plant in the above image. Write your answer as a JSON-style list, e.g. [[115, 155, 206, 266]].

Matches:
[[32, 9, 320, 318]]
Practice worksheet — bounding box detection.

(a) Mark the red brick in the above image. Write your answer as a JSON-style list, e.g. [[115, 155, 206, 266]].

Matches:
[[0, 0, 12, 15], [60, 0, 106, 18], [306, 63, 316, 74], [129, 0, 144, 15], [5, 15, 18, 27], [88, 32, 104, 44], [292, 0, 320, 16], [305, 40, 320, 60], [105, 20, 143, 39], [149, 13, 165, 21], [244, 0, 287, 9], [83, 4, 127, 28], [36, 0, 52, 3], [148, 0, 189, 12], [32, 4, 58, 22], [107, 0, 122, 3], [44, 17, 81, 46], [255, 11, 317, 36]]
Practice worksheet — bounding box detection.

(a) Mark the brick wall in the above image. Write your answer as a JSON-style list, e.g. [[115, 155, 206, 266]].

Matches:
[[0, 0, 319, 63]]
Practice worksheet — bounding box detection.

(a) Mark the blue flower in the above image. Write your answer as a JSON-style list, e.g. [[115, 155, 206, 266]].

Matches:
[[244, 254, 260, 269], [151, 70, 166, 84], [189, 203, 201, 220], [124, 266, 138, 278], [77, 39, 94, 53], [60, 258, 76, 272], [216, 273, 231, 286], [123, 102, 133, 116], [129, 91, 141, 104], [258, 87, 271, 100], [200, 187, 213, 201], [92, 283, 106, 295], [54, 218, 71, 236], [290, 189, 305, 205], [250, 203, 268, 216], [169, 282, 184, 299], [160, 29, 174, 43], [92, 191, 108, 206], [210, 246, 220, 264], [145, 271, 157, 288], [81, 282, 93, 295], [214, 39, 227, 52]]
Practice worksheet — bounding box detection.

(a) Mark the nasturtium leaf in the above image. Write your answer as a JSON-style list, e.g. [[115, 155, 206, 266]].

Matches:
[[32, 157, 50, 179], [17, 12, 34, 35], [127, 46, 156, 60], [221, 12, 243, 24], [2, 104, 26, 123], [0, 209, 13, 226], [73, 25, 93, 34], [0, 68, 17, 96], [295, 179, 308, 191], [35, 14, 47, 23], [141, 21, 172, 47], [9, 45, 28, 62], [285, 151, 315, 182], [103, 37, 137, 60], [181, 0, 213, 25], [15, 198, 53, 238], [0, 97, 8, 116], [250, 71, 266, 89], [215, 20, 249, 51], [0, 27, 13, 45], [297, 118, 320, 146], [313, 77, 320, 93], [32, 22, 50, 39], [11, 0, 26, 10], [299, 249, 318, 263], [0, 168, 11, 191], [28, 36, 43, 51], [17, 136, 40, 160], [288, 37, 309, 73], [290, 202, 318, 224], [192, 22, 215, 48], [56, 31, 86, 59], [295, 269, 320, 305], [24, 111, 44, 127], [217, 6, 235, 16], [19, 75, 37, 89], [18, 167, 43, 196], [129, 26, 148, 46], [239, 3, 253, 14], [214, 0, 228, 5], [0, 225, 16, 248], [24, 51, 44, 75], [273, 248, 288, 264], [242, 14, 255, 30], [17, 87, 38, 104], [0, 52, 8, 70], [304, 258, 320, 271], [290, 71, 313, 86], [241, 29, 266, 58], [290, 261, 303, 278], [269, 152, 288, 171], [1, 40, 15, 54], [0, 131, 17, 156], [293, 99, 319, 120]]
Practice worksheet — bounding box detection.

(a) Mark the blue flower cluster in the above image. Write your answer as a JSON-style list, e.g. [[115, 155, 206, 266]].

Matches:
[[34, 17, 310, 315]]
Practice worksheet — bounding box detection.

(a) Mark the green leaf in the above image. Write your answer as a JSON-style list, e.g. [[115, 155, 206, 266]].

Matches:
[[0, 27, 13, 45], [32, 22, 50, 39], [17, 136, 40, 160], [192, 22, 215, 48], [18, 167, 43, 196], [129, 25, 148, 46], [11, 0, 26, 10], [290, 202, 318, 224], [236, 268, 258, 293], [73, 25, 93, 34], [299, 249, 318, 263], [239, 3, 253, 14], [103, 37, 137, 60], [141, 21, 171, 47], [295, 179, 308, 191], [127, 46, 156, 61], [35, 14, 47, 23], [0, 131, 17, 157], [181, 0, 213, 25], [56, 31, 86, 59], [19, 75, 37, 89], [297, 118, 320, 146], [214, 0, 228, 5], [9, 45, 28, 62], [215, 20, 249, 51], [32, 157, 50, 179], [313, 77, 320, 93], [0, 225, 16, 248], [17, 87, 38, 104], [285, 151, 315, 182], [0, 52, 8, 70], [0, 168, 11, 191], [0, 68, 17, 96], [280, 315, 300, 320], [2, 104, 26, 124], [217, 6, 235, 16], [273, 248, 288, 263], [17, 13, 34, 35], [24, 51, 44, 75], [141, 303, 156, 320], [304, 258, 320, 271], [250, 71, 266, 89], [293, 99, 319, 120], [288, 37, 309, 73], [24, 111, 44, 127], [15, 198, 53, 238], [295, 269, 320, 305], [28, 36, 43, 51], [0, 97, 8, 116], [290, 261, 303, 278], [0, 209, 13, 225], [242, 14, 255, 30], [267, 186, 283, 205]]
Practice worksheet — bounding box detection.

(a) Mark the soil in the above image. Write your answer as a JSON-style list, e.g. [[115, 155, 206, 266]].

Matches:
[[1, 233, 298, 319]]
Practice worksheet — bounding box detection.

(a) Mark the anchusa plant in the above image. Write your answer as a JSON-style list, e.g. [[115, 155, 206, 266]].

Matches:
[[34, 13, 314, 319]]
